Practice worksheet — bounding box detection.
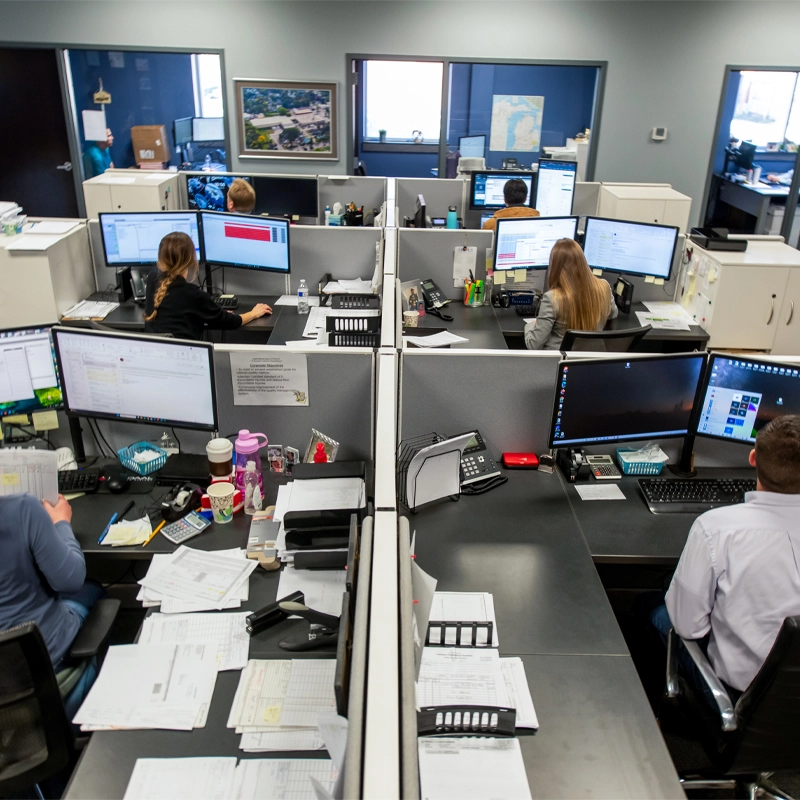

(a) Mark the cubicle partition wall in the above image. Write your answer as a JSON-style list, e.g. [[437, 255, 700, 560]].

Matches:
[[317, 176, 387, 226], [381, 229, 397, 349], [395, 178, 467, 227], [573, 181, 601, 218]]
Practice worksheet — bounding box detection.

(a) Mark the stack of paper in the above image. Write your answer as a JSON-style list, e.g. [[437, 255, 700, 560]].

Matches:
[[428, 591, 499, 647], [62, 299, 120, 320], [228, 659, 337, 751], [232, 759, 337, 799], [137, 546, 257, 611], [403, 331, 469, 348], [74, 643, 217, 731], [323, 278, 373, 294], [636, 301, 695, 331], [302, 306, 331, 338], [274, 294, 321, 308], [27, 220, 81, 235], [0, 449, 58, 504], [101, 516, 152, 546], [277, 565, 347, 617]]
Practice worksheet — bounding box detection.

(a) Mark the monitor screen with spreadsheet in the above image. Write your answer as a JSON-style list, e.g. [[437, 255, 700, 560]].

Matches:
[[493, 216, 578, 271], [549, 353, 707, 448], [582, 217, 679, 281], [52, 328, 217, 431], [200, 212, 290, 273], [694, 353, 800, 445], [469, 171, 533, 209], [99, 212, 201, 267], [534, 160, 577, 217], [0, 326, 62, 419]]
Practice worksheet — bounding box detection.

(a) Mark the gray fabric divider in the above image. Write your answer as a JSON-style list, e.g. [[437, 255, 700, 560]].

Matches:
[[396, 178, 466, 224], [88, 219, 109, 292], [573, 181, 601, 218], [397, 229, 493, 302], [317, 176, 387, 225], [214, 347, 375, 462], [399, 350, 561, 455]]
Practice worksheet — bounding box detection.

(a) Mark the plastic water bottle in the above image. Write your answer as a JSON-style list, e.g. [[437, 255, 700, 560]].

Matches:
[[324, 205, 331, 226], [243, 460, 261, 515], [298, 279, 309, 315], [204, 154, 211, 171]]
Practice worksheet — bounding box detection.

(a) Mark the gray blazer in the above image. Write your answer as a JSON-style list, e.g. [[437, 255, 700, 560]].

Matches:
[[524, 285, 618, 350]]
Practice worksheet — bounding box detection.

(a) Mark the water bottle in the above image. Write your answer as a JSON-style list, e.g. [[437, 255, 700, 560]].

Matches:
[[243, 460, 261, 515], [204, 153, 211, 171], [298, 279, 309, 315], [324, 205, 331, 226], [446, 205, 458, 229]]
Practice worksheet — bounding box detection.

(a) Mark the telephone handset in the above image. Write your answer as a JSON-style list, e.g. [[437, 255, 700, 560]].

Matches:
[[420, 278, 453, 322], [458, 430, 503, 488]]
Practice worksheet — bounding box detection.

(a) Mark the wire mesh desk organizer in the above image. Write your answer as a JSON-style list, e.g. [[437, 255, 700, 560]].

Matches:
[[397, 432, 475, 512]]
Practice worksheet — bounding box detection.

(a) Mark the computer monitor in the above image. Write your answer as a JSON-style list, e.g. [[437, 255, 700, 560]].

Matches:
[[469, 171, 534, 210], [199, 212, 290, 274], [479, 213, 494, 229], [52, 328, 218, 432], [173, 117, 193, 147], [535, 159, 577, 217], [549, 353, 707, 448], [735, 141, 757, 172], [192, 117, 225, 142], [493, 216, 578, 271], [414, 194, 427, 229], [582, 217, 679, 281], [187, 174, 252, 213], [251, 176, 318, 219], [99, 212, 201, 268], [694, 353, 800, 445], [0, 326, 62, 419], [458, 135, 486, 159]]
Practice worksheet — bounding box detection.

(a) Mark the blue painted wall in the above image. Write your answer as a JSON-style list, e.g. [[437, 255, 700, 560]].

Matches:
[[69, 49, 196, 170]]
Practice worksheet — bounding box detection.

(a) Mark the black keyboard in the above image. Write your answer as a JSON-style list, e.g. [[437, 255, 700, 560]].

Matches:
[[214, 295, 239, 309], [639, 477, 756, 514], [514, 304, 539, 317], [58, 469, 100, 494]]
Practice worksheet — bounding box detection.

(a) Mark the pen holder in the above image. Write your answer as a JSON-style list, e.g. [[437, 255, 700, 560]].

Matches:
[[464, 280, 484, 307]]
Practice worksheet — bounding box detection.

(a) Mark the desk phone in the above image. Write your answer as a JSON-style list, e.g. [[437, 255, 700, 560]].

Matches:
[[458, 430, 502, 486]]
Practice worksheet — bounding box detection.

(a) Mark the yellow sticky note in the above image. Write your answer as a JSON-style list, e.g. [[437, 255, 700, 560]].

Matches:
[[654, 278, 665, 286], [514, 268, 527, 282], [708, 267, 718, 283], [4, 414, 29, 425], [494, 271, 506, 285], [263, 706, 281, 723], [592, 268, 603, 276], [644, 275, 655, 284], [32, 410, 59, 431], [1, 473, 20, 487]]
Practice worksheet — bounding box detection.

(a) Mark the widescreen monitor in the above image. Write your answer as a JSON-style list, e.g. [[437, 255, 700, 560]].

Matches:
[[99, 212, 201, 268], [735, 141, 757, 172], [0, 326, 62, 419], [251, 175, 319, 219], [200, 212, 290, 274], [582, 217, 679, 281], [494, 216, 578, 271], [173, 117, 193, 147], [479, 213, 494, 229], [52, 328, 218, 432], [549, 353, 707, 448], [469, 171, 534, 210], [186, 174, 252, 213], [192, 117, 225, 141], [458, 135, 486, 159], [694, 353, 800, 444], [535, 160, 577, 217]]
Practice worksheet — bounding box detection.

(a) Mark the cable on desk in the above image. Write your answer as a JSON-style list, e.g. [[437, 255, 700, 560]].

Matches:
[[86, 419, 108, 458], [460, 475, 508, 495], [93, 419, 115, 458], [171, 427, 181, 454], [3, 423, 57, 450]]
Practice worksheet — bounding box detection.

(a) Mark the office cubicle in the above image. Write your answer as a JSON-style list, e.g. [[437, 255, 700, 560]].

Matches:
[[395, 178, 466, 227]]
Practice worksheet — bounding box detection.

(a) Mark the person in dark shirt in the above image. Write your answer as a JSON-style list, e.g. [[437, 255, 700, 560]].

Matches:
[[144, 231, 271, 340]]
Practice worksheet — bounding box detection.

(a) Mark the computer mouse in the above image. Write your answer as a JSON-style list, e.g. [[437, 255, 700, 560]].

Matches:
[[106, 474, 129, 494]]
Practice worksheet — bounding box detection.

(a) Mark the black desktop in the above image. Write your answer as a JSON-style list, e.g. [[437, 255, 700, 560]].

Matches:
[[251, 175, 318, 219]]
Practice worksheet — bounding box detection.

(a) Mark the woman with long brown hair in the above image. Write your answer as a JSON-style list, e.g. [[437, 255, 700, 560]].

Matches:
[[144, 232, 271, 340], [524, 238, 617, 350]]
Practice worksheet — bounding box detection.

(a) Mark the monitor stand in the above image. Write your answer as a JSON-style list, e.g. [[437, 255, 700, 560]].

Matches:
[[667, 434, 697, 478]]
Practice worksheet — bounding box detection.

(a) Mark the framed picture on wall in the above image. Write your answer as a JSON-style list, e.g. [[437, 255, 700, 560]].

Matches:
[[234, 78, 338, 160]]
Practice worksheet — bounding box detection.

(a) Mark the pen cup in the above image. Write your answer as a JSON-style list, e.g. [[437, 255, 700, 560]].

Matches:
[[207, 481, 235, 524], [464, 280, 483, 307], [403, 310, 419, 328]]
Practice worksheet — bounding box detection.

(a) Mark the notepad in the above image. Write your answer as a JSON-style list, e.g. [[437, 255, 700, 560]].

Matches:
[[417, 647, 510, 708], [231, 758, 338, 800], [123, 758, 237, 800]]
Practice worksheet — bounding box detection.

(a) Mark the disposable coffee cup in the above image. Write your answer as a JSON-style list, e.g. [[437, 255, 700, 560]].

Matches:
[[207, 481, 235, 524], [206, 438, 233, 479], [404, 310, 419, 328], [752, 166, 762, 184]]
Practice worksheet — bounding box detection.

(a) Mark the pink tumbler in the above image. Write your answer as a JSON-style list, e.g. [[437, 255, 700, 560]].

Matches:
[[234, 429, 268, 491]]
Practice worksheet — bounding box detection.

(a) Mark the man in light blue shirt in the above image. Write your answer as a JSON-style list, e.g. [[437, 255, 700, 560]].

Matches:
[[84, 127, 115, 178]]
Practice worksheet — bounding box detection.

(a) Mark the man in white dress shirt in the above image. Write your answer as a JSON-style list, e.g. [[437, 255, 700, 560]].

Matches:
[[656, 415, 800, 699]]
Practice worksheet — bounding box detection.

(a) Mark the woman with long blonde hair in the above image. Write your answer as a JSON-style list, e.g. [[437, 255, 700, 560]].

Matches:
[[524, 238, 617, 350], [144, 232, 271, 340]]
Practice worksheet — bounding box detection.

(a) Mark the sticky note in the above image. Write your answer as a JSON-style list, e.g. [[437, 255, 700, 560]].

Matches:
[[263, 706, 281, 723], [514, 269, 527, 282], [644, 275, 655, 284], [654, 278, 665, 286], [494, 271, 506, 285], [708, 267, 718, 283], [4, 414, 29, 425], [592, 268, 603, 276], [32, 410, 59, 431], [1, 473, 20, 487]]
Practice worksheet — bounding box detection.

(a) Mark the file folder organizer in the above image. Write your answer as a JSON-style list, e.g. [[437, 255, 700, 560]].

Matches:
[[397, 432, 464, 511], [418, 705, 516, 736], [326, 314, 380, 348], [425, 620, 494, 648]]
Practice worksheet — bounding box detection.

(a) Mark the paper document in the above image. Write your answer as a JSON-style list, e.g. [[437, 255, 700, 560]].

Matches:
[[227, 660, 294, 730], [500, 657, 539, 728], [123, 758, 237, 800], [139, 611, 250, 671], [231, 758, 338, 800], [275, 295, 320, 307], [418, 737, 532, 800], [453, 245, 478, 287], [240, 729, 325, 752], [288, 477, 365, 512], [102, 516, 152, 546], [404, 331, 469, 348], [5, 235, 63, 251], [95, 176, 137, 185], [0, 449, 58, 504], [277, 565, 347, 617], [302, 306, 331, 338], [323, 278, 373, 294], [27, 220, 80, 235], [574, 484, 626, 501], [417, 647, 510, 708], [279, 660, 338, 727], [635, 311, 691, 331], [405, 432, 473, 509], [230, 351, 309, 407], [62, 300, 119, 320], [411, 559, 438, 679], [428, 591, 499, 647], [273, 484, 293, 523]]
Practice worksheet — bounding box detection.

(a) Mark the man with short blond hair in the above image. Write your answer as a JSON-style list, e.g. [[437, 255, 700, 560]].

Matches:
[[227, 178, 256, 214]]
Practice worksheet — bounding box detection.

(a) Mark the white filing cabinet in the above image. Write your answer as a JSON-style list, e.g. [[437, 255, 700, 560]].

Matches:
[[83, 171, 180, 219], [597, 184, 692, 233], [0, 222, 95, 328], [678, 240, 800, 354]]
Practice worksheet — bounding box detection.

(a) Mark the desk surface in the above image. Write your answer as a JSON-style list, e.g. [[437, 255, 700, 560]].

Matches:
[[410, 303, 508, 350]]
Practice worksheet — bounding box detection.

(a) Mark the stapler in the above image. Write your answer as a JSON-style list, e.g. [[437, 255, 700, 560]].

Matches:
[[278, 601, 340, 651], [245, 590, 304, 636]]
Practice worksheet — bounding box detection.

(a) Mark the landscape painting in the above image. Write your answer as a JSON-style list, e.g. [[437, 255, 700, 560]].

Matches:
[[235, 79, 337, 160]]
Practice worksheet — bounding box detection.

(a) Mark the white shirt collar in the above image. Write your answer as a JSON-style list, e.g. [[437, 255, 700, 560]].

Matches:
[[745, 490, 800, 506]]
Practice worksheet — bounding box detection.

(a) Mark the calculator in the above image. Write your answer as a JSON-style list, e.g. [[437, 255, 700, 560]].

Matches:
[[586, 455, 622, 481], [161, 511, 212, 545]]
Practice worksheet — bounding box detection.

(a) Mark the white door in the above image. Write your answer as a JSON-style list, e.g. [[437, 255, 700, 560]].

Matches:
[[772, 270, 800, 355]]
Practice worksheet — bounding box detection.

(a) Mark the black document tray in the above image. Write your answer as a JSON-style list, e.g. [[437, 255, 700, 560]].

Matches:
[[285, 529, 350, 551], [690, 227, 748, 252]]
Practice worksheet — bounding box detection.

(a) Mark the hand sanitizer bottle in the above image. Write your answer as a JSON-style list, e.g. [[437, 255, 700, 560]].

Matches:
[[244, 461, 259, 515]]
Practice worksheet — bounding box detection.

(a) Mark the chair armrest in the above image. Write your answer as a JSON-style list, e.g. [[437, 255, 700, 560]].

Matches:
[[69, 598, 121, 660]]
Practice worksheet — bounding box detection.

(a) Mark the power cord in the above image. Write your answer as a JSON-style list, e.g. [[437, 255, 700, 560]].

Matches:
[[460, 475, 508, 495]]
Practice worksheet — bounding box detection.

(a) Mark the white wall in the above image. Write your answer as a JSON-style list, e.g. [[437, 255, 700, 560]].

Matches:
[[3, 0, 800, 224]]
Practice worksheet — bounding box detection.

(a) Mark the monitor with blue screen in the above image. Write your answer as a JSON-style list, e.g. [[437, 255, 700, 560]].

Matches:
[[0, 326, 63, 419], [493, 216, 578, 271], [99, 212, 201, 267], [200, 212, 290, 273], [479, 213, 494, 228], [535, 160, 577, 217], [458, 135, 486, 159], [469, 171, 533, 210]]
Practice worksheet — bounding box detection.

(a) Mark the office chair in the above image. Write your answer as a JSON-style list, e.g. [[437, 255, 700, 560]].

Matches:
[[354, 161, 367, 177], [560, 324, 651, 352], [662, 617, 800, 799], [0, 600, 120, 798]]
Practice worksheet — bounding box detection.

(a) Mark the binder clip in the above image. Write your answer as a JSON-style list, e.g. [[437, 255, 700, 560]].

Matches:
[[278, 600, 340, 651]]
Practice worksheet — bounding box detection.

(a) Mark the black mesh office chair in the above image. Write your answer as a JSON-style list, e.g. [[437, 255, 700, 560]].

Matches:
[[0, 600, 120, 798], [354, 161, 367, 177], [560, 324, 652, 352], [663, 616, 800, 799]]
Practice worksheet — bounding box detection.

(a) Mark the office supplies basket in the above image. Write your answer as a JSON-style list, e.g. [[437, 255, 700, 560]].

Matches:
[[615, 447, 666, 476], [117, 442, 168, 476]]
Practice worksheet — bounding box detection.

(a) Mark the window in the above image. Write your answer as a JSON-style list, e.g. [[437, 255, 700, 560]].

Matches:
[[364, 60, 443, 142], [730, 71, 799, 147], [192, 53, 223, 119]]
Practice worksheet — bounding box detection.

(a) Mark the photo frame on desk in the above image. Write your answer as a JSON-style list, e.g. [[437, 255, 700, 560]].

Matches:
[[234, 78, 338, 161]]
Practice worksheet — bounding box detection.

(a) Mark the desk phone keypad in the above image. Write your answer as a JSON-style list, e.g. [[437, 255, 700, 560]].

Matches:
[[461, 453, 501, 485], [161, 511, 211, 545]]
